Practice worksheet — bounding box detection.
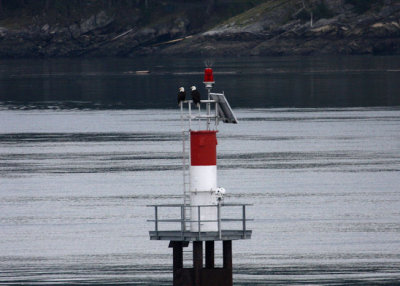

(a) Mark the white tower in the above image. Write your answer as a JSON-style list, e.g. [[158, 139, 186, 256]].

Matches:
[[190, 130, 218, 231]]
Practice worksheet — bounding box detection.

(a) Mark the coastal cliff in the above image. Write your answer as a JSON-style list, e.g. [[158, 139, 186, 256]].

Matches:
[[0, 0, 399, 58]]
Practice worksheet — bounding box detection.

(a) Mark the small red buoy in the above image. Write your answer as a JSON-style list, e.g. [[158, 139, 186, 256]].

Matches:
[[204, 68, 214, 83]]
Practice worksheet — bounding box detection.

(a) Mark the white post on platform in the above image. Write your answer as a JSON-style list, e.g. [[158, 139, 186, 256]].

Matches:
[[207, 87, 211, 130]]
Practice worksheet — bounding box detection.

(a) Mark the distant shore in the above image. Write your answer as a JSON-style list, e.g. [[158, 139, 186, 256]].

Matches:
[[0, 1, 399, 58]]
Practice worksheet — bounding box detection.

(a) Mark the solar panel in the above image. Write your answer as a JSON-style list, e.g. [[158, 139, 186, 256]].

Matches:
[[210, 92, 238, 124]]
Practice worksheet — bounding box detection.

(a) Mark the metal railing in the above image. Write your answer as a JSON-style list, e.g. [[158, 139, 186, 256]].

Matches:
[[148, 203, 252, 240], [180, 99, 220, 130]]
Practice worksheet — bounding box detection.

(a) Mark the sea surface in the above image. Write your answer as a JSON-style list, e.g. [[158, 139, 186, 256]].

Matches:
[[1, 56, 400, 285]]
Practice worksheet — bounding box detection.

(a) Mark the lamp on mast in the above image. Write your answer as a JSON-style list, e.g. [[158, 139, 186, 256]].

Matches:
[[203, 68, 215, 89], [203, 68, 215, 130]]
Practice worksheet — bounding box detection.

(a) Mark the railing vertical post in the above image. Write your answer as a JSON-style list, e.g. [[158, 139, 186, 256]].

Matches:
[[198, 103, 201, 129], [215, 100, 218, 126], [218, 203, 222, 240], [155, 206, 158, 236], [242, 205, 246, 238], [188, 102, 192, 130], [207, 88, 211, 130], [181, 205, 184, 239], [198, 206, 201, 240]]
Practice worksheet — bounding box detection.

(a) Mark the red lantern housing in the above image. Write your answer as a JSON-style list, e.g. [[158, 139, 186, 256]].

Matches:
[[204, 68, 214, 83]]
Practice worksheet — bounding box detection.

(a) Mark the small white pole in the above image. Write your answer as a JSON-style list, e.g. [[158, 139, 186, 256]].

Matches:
[[188, 102, 192, 130], [207, 87, 211, 130], [218, 203, 221, 239], [198, 103, 201, 130]]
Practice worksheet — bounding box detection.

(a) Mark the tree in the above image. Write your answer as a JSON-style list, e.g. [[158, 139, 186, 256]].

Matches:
[[302, 0, 314, 27], [345, 0, 378, 13], [297, 0, 333, 27], [206, 0, 216, 15]]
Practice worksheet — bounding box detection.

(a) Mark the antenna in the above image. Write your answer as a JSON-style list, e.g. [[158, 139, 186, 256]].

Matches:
[[204, 59, 214, 68], [203, 67, 215, 130]]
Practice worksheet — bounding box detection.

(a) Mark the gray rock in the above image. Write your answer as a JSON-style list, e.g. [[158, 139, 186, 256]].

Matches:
[[68, 24, 81, 38], [137, 27, 156, 38], [313, 17, 339, 28], [41, 24, 50, 32], [80, 11, 114, 35], [0, 27, 8, 37]]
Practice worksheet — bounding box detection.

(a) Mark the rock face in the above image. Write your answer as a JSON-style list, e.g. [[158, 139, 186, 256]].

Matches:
[[0, 1, 399, 58], [161, 0, 400, 56]]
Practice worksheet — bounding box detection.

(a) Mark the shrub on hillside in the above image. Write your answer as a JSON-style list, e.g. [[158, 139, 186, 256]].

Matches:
[[345, 0, 383, 14]]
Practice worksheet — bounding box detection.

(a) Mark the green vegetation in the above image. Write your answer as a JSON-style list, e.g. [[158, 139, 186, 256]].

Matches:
[[313, 1, 334, 19], [0, 0, 398, 57], [0, 0, 268, 30], [296, 1, 334, 23], [219, 0, 294, 27], [345, 0, 383, 14]]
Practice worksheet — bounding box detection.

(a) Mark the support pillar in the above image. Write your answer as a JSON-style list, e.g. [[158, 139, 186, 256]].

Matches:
[[193, 241, 203, 286], [205, 241, 215, 269], [223, 240, 233, 286], [171, 241, 184, 285]]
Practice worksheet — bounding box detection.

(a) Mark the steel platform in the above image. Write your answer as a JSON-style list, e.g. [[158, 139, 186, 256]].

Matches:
[[149, 229, 252, 241]]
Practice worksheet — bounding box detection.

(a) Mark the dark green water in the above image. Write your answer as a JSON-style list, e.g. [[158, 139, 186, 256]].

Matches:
[[1, 56, 399, 109]]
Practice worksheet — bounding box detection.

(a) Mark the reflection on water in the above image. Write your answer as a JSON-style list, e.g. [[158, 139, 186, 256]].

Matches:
[[1, 107, 400, 284], [1, 56, 400, 109]]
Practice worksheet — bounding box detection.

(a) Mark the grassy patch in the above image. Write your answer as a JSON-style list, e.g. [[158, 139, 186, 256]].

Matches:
[[219, 0, 294, 27]]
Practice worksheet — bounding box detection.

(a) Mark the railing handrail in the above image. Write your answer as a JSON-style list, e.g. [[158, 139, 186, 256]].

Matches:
[[148, 219, 254, 224], [180, 98, 220, 130], [148, 204, 251, 239], [148, 218, 254, 222], [182, 99, 216, 103], [146, 203, 253, 207]]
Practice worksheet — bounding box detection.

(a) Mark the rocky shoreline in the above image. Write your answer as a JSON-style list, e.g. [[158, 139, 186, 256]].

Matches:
[[161, 1, 400, 57], [0, 1, 399, 58]]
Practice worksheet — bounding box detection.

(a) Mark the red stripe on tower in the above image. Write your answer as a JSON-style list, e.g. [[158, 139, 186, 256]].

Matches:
[[190, 130, 218, 231], [190, 131, 218, 166]]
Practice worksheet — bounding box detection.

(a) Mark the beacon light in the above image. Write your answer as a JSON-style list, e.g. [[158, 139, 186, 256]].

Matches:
[[203, 68, 215, 88]]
